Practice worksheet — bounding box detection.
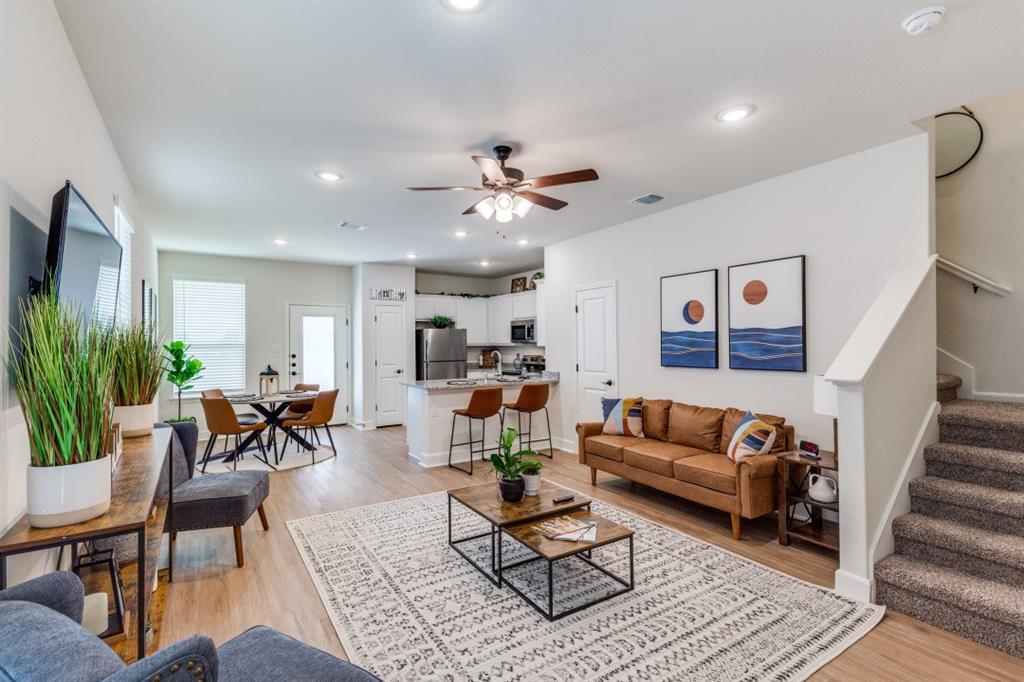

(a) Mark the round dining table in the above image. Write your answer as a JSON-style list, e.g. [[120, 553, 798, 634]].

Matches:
[[219, 391, 320, 467]]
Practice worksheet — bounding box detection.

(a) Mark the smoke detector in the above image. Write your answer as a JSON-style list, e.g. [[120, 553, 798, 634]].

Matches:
[[901, 6, 945, 36], [630, 193, 664, 205]]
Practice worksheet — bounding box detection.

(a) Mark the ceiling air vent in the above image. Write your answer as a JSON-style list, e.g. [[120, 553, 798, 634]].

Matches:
[[630, 194, 664, 205], [337, 221, 369, 231]]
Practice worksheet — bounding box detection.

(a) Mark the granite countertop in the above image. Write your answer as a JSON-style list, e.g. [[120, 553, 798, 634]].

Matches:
[[403, 371, 560, 392]]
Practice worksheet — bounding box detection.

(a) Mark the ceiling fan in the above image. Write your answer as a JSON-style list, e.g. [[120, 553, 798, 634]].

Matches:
[[406, 145, 598, 225]]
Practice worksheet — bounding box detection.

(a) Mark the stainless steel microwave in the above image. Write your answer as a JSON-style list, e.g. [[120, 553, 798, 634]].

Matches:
[[511, 319, 536, 343]]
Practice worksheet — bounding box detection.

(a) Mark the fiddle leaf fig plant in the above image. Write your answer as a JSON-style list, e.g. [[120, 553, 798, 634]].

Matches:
[[163, 340, 203, 421], [489, 427, 540, 481]]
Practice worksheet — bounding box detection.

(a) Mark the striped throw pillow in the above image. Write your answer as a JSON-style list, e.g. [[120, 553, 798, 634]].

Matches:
[[726, 411, 777, 461], [601, 397, 645, 437]]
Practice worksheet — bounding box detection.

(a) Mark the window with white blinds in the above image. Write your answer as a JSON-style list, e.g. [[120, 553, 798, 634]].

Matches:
[[113, 205, 132, 327], [172, 279, 246, 392]]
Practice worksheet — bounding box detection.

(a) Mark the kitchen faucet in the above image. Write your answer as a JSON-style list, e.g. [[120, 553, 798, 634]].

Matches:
[[491, 350, 502, 377]]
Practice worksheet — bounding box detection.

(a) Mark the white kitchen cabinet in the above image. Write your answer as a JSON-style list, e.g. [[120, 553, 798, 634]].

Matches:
[[434, 297, 457, 319], [511, 291, 536, 320], [456, 298, 488, 345], [534, 281, 545, 346], [487, 296, 513, 345], [414, 295, 435, 320]]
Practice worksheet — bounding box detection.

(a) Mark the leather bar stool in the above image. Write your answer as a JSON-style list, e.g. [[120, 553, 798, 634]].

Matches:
[[448, 387, 503, 475], [502, 383, 554, 458]]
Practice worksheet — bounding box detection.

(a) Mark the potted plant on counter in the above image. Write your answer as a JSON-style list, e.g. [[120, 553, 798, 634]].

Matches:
[[7, 289, 115, 528], [111, 322, 165, 437], [163, 340, 203, 422], [490, 427, 541, 503], [521, 458, 544, 496], [430, 314, 454, 329]]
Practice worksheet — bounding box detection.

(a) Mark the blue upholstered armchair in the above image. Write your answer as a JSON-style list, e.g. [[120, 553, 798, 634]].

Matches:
[[0, 572, 378, 681]]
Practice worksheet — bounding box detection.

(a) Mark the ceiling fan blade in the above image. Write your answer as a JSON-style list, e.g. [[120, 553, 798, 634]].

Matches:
[[517, 169, 598, 189], [406, 186, 486, 191], [472, 155, 507, 184], [517, 190, 568, 211], [462, 199, 483, 215]]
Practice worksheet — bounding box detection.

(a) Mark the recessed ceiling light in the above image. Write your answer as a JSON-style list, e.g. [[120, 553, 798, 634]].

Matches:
[[406, 252, 417, 259], [316, 170, 341, 182], [901, 6, 945, 36], [446, 0, 481, 10], [479, 260, 490, 267], [715, 105, 755, 122], [273, 239, 287, 245], [517, 239, 530, 246], [454, 230, 468, 238]]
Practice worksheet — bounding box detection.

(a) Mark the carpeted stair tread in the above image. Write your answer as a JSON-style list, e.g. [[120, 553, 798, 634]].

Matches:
[[936, 374, 963, 391], [875, 554, 1024, 628], [939, 399, 1024, 431], [925, 442, 1024, 473], [909, 476, 1024, 519], [892, 513, 1024, 572]]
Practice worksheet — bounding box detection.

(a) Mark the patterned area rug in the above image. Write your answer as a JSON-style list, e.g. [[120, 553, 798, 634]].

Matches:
[[288, 491, 883, 681]]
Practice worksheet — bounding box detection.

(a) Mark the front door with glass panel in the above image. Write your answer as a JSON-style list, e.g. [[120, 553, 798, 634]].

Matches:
[[288, 304, 350, 424]]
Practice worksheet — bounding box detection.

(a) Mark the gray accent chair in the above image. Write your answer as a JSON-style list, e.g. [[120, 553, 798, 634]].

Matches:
[[159, 422, 270, 570], [0, 572, 379, 681]]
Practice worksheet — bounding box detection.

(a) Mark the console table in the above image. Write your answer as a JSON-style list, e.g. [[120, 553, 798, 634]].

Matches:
[[0, 428, 172, 662]]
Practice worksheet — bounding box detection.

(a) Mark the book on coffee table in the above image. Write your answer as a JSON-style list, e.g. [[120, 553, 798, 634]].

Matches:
[[532, 515, 597, 542]]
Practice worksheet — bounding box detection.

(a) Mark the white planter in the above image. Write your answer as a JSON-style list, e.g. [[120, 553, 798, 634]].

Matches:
[[27, 457, 111, 528], [113, 402, 157, 438], [523, 474, 542, 496]]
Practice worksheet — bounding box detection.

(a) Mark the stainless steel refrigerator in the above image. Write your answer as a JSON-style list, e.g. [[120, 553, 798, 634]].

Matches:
[[416, 328, 468, 380]]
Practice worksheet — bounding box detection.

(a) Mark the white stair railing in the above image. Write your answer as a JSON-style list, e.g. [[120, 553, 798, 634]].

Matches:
[[936, 256, 1012, 296]]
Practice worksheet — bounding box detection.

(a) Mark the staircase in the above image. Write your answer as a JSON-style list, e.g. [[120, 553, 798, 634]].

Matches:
[[874, 374, 1024, 658]]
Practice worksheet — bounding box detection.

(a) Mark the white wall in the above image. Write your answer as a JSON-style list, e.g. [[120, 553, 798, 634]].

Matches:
[[544, 134, 931, 451], [0, 0, 158, 583], [352, 263, 416, 428], [157, 251, 353, 429], [936, 88, 1024, 398]]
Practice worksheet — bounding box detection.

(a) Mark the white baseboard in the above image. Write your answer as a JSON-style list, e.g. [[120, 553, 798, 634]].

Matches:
[[834, 569, 873, 602], [353, 421, 376, 431], [973, 390, 1024, 404], [553, 436, 577, 454]]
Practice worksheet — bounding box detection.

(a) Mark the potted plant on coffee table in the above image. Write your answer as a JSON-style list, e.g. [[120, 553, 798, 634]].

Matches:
[[7, 289, 116, 527], [521, 458, 544, 496], [490, 427, 541, 503], [163, 340, 203, 422], [111, 322, 165, 437]]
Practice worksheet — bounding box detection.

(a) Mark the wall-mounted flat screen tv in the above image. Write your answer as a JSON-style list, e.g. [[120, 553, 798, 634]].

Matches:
[[45, 181, 122, 326]]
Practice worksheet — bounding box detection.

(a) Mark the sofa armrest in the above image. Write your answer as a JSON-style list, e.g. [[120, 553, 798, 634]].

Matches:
[[575, 422, 603, 464], [0, 571, 84, 623], [737, 453, 778, 480], [107, 635, 218, 682], [736, 453, 780, 518]]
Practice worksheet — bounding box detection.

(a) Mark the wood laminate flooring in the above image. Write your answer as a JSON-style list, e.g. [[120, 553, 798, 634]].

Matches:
[[162, 426, 1024, 681]]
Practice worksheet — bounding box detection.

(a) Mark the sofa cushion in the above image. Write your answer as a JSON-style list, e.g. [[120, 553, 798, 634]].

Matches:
[[673, 453, 738, 494], [667, 403, 725, 451], [720, 408, 786, 454], [584, 435, 640, 462], [641, 399, 672, 441], [601, 396, 644, 437], [623, 440, 704, 477], [218, 625, 380, 681]]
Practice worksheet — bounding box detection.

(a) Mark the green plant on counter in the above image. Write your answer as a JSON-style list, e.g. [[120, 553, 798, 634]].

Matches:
[[430, 314, 454, 329], [163, 340, 203, 421], [112, 322, 165, 407], [489, 427, 539, 481], [7, 287, 116, 467]]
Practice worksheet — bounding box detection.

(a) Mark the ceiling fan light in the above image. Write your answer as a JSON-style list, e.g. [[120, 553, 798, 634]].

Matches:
[[495, 208, 513, 224], [494, 190, 514, 212], [475, 196, 496, 220], [512, 196, 533, 218]]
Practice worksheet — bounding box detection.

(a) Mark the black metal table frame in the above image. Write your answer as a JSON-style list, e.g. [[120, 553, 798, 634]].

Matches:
[[447, 494, 634, 619], [208, 400, 317, 467]]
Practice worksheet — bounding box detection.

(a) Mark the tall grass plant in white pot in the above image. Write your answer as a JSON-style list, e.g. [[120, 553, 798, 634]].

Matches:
[[111, 322, 164, 437]]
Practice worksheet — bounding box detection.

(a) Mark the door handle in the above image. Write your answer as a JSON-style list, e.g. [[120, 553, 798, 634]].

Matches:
[[603, 379, 614, 386]]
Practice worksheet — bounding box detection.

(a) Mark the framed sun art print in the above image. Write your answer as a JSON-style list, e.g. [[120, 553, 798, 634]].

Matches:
[[727, 255, 806, 372], [660, 268, 718, 369]]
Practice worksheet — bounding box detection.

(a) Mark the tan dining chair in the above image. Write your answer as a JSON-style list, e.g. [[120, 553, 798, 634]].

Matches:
[[202, 388, 262, 456], [280, 389, 339, 464], [200, 397, 272, 473]]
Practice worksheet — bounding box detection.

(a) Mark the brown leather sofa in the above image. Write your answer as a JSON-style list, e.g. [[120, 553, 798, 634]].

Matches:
[[577, 400, 795, 540]]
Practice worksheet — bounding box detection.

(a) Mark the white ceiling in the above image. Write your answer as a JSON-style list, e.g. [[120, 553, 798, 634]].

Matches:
[[56, 1, 1023, 276]]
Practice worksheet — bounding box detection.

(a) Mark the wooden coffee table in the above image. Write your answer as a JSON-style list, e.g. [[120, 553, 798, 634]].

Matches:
[[448, 480, 635, 619], [447, 480, 591, 586]]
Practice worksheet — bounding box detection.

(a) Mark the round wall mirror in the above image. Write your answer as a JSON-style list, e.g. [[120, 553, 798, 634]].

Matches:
[[935, 108, 983, 178]]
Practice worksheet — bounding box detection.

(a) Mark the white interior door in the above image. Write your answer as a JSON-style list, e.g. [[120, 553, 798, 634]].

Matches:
[[374, 303, 405, 427], [288, 304, 350, 424], [576, 283, 617, 423]]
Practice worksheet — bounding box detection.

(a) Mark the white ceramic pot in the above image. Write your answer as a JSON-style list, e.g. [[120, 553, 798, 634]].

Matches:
[[27, 457, 111, 528], [523, 473, 542, 497], [112, 402, 157, 438]]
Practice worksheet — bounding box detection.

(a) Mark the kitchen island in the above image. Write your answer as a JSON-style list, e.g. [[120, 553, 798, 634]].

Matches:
[[403, 372, 559, 468]]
